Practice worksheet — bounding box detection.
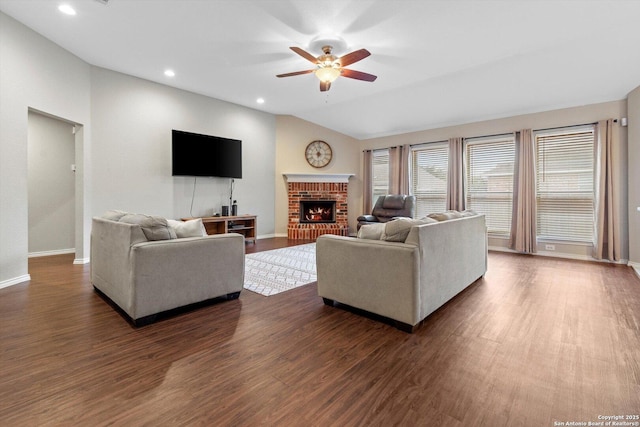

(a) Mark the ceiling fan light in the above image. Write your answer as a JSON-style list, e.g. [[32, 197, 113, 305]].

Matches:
[[315, 67, 340, 83]]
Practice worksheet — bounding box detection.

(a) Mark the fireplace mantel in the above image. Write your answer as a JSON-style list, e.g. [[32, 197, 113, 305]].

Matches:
[[283, 173, 354, 183]]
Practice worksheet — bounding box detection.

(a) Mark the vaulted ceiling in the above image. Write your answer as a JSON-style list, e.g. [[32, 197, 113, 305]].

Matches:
[[1, 0, 639, 139]]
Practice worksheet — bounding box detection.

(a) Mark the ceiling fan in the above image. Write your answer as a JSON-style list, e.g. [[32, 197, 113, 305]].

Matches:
[[277, 45, 377, 92]]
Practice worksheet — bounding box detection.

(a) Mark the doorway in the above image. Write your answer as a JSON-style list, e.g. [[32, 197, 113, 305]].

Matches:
[[27, 110, 77, 260]]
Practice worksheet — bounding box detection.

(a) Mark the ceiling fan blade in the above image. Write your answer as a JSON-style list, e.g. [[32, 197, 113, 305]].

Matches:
[[339, 49, 371, 67], [290, 46, 319, 64], [276, 69, 315, 78], [341, 69, 377, 82], [320, 81, 331, 92]]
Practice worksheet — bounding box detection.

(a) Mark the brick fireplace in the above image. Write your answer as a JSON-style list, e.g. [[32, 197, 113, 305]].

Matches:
[[284, 174, 353, 240]]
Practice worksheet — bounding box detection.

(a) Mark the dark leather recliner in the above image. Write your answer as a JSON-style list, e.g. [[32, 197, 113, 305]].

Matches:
[[357, 194, 416, 230]]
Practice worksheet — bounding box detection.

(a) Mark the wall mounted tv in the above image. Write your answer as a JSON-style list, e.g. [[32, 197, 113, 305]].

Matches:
[[172, 129, 242, 178]]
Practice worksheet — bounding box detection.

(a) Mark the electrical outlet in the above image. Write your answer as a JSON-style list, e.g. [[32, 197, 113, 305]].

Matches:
[[545, 244, 555, 251]]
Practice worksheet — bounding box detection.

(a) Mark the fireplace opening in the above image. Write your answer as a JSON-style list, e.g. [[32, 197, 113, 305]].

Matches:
[[300, 200, 336, 223]]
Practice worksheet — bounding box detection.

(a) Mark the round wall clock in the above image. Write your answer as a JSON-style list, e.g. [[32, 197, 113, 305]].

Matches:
[[305, 140, 332, 168]]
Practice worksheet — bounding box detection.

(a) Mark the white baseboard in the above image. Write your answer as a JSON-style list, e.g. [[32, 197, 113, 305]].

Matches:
[[258, 233, 278, 239], [28, 248, 75, 258], [487, 246, 519, 254], [489, 245, 628, 264], [628, 261, 640, 280], [0, 274, 31, 290], [73, 257, 90, 265]]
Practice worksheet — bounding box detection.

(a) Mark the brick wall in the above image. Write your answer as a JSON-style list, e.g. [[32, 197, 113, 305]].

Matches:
[[287, 182, 349, 239]]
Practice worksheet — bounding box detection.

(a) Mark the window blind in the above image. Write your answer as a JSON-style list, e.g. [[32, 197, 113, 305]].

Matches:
[[535, 127, 595, 243], [410, 143, 448, 217], [372, 149, 390, 204], [465, 135, 515, 237]]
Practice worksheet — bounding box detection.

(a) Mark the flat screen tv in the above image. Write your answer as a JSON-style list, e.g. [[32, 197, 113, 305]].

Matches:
[[172, 129, 242, 178]]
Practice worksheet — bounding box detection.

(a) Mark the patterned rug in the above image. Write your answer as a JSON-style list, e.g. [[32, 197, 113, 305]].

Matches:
[[243, 243, 316, 296]]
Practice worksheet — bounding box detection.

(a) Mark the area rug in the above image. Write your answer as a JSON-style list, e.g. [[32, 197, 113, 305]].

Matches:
[[243, 243, 316, 296]]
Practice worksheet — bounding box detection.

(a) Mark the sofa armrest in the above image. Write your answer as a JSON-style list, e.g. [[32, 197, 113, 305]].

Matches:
[[130, 233, 245, 318], [409, 215, 487, 319], [357, 214, 377, 222], [91, 218, 147, 313], [316, 235, 420, 325]]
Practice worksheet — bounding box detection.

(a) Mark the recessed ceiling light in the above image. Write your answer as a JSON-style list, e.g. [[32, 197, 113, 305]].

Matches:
[[164, 69, 175, 77], [256, 98, 265, 104], [58, 4, 77, 15]]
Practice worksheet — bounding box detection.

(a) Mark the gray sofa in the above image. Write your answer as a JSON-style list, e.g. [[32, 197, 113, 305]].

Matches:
[[316, 213, 487, 332], [90, 213, 245, 326]]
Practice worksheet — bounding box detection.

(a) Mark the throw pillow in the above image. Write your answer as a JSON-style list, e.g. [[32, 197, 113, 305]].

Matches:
[[118, 213, 177, 241], [427, 210, 463, 221], [167, 218, 207, 238], [357, 223, 386, 240], [381, 217, 436, 242]]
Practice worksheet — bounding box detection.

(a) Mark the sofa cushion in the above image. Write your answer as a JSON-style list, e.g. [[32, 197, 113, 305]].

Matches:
[[381, 217, 437, 242], [167, 218, 207, 238], [102, 209, 128, 221], [427, 210, 464, 222], [118, 213, 177, 241], [357, 222, 386, 240], [460, 209, 478, 217]]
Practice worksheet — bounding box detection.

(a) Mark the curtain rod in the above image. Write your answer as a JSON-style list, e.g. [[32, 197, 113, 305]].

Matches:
[[533, 121, 600, 133], [363, 146, 399, 152], [409, 140, 447, 147], [364, 120, 612, 152]]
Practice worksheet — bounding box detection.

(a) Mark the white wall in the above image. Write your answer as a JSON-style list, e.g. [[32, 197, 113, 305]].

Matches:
[[90, 67, 276, 233], [28, 111, 76, 255], [275, 115, 360, 235], [360, 100, 629, 261], [627, 86, 640, 274], [0, 12, 91, 287]]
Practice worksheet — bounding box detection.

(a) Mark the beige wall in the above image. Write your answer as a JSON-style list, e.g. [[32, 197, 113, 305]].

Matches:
[[275, 116, 360, 236], [359, 100, 629, 260], [627, 86, 640, 273]]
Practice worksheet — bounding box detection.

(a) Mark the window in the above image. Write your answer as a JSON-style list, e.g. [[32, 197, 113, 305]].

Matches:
[[535, 126, 595, 243], [410, 143, 448, 217], [371, 149, 389, 204], [465, 135, 515, 237]]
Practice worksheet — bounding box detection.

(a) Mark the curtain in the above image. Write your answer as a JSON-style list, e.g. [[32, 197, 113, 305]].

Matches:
[[446, 137, 465, 211], [389, 145, 410, 194], [363, 150, 373, 214], [593, 119, 621, 261], [510, 129, 537, 253]]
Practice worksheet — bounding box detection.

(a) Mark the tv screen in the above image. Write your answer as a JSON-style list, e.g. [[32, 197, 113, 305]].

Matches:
[[172, 129, 242, 178]]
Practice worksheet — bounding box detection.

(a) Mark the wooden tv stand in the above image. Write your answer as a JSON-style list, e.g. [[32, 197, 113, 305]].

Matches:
[[183, 215, 256, 243]]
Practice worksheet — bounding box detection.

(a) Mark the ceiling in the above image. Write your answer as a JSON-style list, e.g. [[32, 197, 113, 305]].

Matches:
[[1, 0, 639, 140]]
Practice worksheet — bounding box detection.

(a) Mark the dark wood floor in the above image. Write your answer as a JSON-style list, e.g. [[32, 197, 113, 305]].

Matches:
[[1, 239, 639, 426]]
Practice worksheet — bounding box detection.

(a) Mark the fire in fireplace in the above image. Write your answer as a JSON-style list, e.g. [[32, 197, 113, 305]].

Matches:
[[300, 200, 336, 223]]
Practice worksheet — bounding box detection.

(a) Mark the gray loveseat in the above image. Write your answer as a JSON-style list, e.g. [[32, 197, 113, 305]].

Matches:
[[90, 212, 245, 326], [317, 212, 487, 332]]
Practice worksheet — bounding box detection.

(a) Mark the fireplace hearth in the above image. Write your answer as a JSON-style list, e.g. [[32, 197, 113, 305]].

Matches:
[[300, 200, 336, 223]]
